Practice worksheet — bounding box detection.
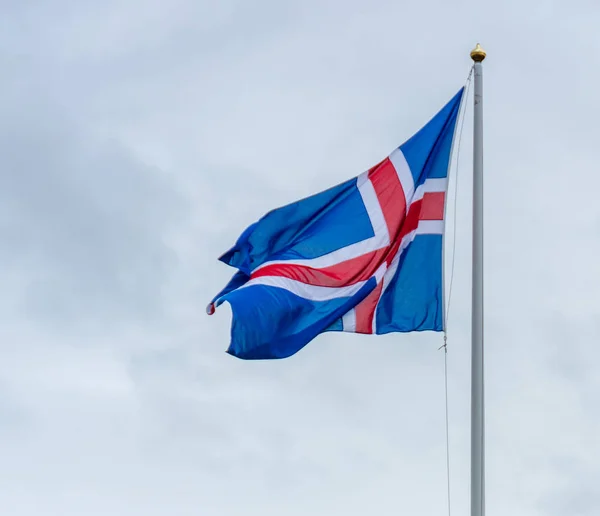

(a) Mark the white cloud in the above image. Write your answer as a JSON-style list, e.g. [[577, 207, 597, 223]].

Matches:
[[1, 1, 599, 515]]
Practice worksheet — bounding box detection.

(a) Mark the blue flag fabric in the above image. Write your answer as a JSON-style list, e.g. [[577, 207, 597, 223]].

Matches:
[[209, 89, 464, 359]]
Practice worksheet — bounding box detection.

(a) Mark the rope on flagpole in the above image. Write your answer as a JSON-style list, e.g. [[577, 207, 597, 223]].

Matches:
[[444, 65, 473, 333], [441, 65, 474, 516], [443, 336, 451, 516]]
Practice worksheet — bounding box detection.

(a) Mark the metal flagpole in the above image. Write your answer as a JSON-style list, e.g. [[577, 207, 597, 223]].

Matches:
[[469, 43, 486, 516]]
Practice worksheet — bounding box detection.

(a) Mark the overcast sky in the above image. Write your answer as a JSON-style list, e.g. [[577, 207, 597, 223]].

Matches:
[[1, 1, 599, 515]]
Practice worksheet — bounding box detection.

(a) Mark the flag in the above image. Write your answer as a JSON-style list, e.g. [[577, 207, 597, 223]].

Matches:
[[208, 88, 464, 359]]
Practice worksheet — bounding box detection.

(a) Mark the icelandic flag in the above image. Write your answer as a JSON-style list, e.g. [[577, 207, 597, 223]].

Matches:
[[208, 88, 464, 359]]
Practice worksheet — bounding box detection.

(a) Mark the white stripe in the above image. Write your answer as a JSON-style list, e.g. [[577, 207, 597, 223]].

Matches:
[[370, 218, 444, 332], [389, 148, 414, 210], [374, 261, 387, 282], [370, 231, 416, 333], [421, 177, 448, 193], [372, 262, 400, 334], [412, 177, 448, 203], [416, 220, 444, 234], [253, 172, 389, 272], [342, 309, 356, 332], [237, 262, 388, 302], [252, 151, 446, 276], [239, 276, 369, 301], [346, 261, 388, 333], [357, 171, 390, 247]]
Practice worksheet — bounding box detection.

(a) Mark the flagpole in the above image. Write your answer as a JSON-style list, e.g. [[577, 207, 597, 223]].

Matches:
[[470, 43, 486, 516]]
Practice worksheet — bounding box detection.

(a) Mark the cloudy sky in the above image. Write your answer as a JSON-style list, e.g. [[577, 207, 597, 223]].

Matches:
[[1, 1, 599, 515]]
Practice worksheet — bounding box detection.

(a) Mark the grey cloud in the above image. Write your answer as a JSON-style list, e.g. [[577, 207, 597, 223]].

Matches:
[[0, 93, 185, 327], [1, 0, 600, 515], [540, 457, 600, 516]]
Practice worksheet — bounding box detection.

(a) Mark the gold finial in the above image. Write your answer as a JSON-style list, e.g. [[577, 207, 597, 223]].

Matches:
[[470, 43, 486, 62]]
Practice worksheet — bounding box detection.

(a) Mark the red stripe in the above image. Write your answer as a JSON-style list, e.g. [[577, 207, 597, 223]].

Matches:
[[368, 158, 407, 237], [251, 180, 446, 288], [419, 192, 445, 220], [251, 248, 387, 287], [354, 281, 383, 334], [384, 198, 423, 265], [384, 190, 445, 265]]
